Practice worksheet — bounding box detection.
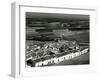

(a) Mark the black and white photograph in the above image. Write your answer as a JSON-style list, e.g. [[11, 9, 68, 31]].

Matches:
[[25, 12, 90, 67], [9, 1, 99, 79]]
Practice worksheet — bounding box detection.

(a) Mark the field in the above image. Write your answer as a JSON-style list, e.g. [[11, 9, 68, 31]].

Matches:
[[63, 30, 89, 43]]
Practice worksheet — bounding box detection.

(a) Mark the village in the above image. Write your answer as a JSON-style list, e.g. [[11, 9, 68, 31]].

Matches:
[[26, 38, 89, 67]]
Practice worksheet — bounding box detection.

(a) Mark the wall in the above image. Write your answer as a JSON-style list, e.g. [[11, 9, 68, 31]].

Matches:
[[0, 0, 100, 80]]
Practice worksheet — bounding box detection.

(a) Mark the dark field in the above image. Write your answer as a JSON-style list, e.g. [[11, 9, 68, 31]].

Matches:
[[65, 31, 89, 43], [26, 30, 89, 46]]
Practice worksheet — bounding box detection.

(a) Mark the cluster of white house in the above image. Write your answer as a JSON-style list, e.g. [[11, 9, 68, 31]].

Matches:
[[35, 48, 89, 67]]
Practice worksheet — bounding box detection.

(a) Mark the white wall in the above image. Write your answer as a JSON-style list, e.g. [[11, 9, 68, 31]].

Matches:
[[0, 0, 100, 80]]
